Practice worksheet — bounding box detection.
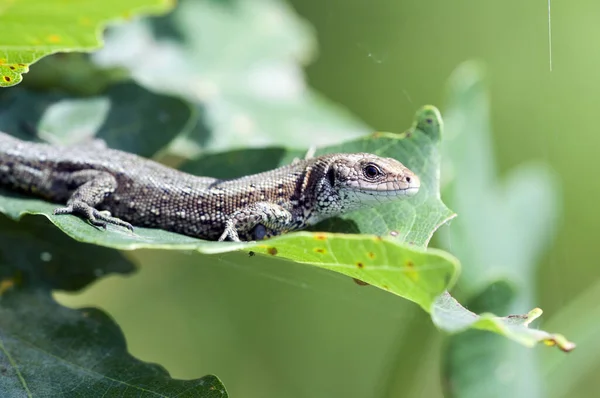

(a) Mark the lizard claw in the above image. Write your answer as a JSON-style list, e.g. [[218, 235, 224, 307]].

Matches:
[[92, 209, 134, 232], [90, 219, 108, 230], [53, 202, 134, 233]]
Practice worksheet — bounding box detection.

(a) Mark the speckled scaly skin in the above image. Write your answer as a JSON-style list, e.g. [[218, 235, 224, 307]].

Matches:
[[0, 132, 420, 241]]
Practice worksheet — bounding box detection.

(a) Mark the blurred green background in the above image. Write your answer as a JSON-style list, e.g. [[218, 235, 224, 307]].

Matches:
[[54, 0, 599, 397]]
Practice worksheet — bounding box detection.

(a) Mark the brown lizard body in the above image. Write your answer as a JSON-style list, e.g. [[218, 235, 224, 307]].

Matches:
[[0, 132, 420, 241]]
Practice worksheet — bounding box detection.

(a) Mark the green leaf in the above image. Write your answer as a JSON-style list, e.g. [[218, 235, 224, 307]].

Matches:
[[93, 0, 370, 152], [436, 61, 570, 398], [0, 214, 227, 397], [432, 291, 574, 353], [435, 286, 573, 398], [0, 0, 174, 87], [440, 61, 559, 293]]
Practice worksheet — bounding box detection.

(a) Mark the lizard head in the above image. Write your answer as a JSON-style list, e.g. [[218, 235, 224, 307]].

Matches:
[[320, 153, 420, 212]]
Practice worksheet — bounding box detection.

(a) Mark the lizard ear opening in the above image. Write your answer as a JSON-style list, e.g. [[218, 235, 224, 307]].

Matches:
[[326, 166, 336, 187]]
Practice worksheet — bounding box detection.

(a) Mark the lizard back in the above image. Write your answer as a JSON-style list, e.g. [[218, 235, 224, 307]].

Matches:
[[0, 133, 326, 239]]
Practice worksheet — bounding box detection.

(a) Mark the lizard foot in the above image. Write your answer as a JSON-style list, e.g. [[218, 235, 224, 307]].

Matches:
[[218, 223, 241, 242], [54, 203, 134, 232]]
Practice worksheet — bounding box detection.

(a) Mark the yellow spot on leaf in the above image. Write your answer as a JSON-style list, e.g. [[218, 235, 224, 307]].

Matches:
[[267, 247, 278, 256], [47, 34, 61, 44], [0, 279, 15, 295], [0, 59, 5, 65], [314, 234, 327, 241]]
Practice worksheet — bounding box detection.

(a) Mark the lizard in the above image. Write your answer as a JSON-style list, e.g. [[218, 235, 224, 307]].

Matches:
[[0, 132, 420, 242]]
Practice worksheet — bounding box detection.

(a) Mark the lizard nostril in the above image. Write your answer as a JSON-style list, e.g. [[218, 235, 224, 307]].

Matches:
[[405, 176, 411, 183]]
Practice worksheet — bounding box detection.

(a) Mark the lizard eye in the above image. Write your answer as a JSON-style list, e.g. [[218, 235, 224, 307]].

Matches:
[[363, 163, 382, 179]]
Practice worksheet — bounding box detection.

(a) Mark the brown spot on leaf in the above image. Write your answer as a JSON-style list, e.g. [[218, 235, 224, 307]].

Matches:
[[383, 285, 389, 290], [314, 248, 326, 254], [353, 278, 369, 286], [267, 247, 278, 256], [405, 261, 419, 282], [3, 76, 11, 82], [248, 251, 255, 257], [9, 66, 15, 70], [315, 234, 327, 241], [356, 262, 364, 269], [367, 252, 375, 259]]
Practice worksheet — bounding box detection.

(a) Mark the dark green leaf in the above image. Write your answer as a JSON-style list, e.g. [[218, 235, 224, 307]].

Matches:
[[0, 84, 195, 158], [0, 214, 227, 397], [22, 53, 129, 96], [0, 289, 227, 397]]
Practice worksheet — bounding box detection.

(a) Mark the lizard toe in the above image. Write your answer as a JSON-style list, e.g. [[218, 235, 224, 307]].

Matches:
[[53, 206, 74, 215]]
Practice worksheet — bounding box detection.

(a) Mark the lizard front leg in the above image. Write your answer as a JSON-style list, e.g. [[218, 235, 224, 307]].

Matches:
[[53, 170, 133, 231], [218, 202, 294, 242]]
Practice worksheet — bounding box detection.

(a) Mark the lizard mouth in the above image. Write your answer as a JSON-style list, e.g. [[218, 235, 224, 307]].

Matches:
[[358, 176, 420, 197], [350, 185, 420, 199], [401, 186, 420, 196]]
